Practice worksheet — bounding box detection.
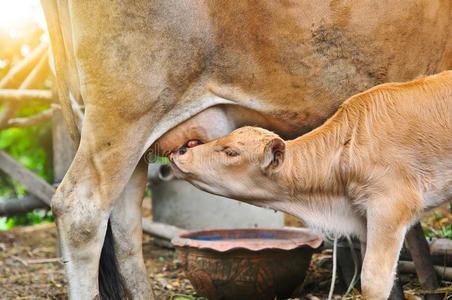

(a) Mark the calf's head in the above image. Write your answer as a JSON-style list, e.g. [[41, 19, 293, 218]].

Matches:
[[169, 126, 286, 201]]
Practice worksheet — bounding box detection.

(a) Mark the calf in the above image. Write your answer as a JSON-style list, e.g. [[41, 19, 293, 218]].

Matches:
[[170, 71, 452, 300]]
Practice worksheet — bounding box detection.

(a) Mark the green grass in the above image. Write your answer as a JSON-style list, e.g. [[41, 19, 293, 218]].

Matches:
[[424, 224, 452, 240], [0, 210, 53, 231], [422, 205, 452, 240]]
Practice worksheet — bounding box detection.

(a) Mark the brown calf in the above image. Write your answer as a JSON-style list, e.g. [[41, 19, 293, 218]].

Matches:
[[171, 71, 452, 300]]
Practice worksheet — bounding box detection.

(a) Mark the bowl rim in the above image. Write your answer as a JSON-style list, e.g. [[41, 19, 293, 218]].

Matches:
[[171, 227, 323, 252]]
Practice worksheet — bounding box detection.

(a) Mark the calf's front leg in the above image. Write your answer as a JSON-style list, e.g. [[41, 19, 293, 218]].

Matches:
[[361, 222, 406, 299], [361, 191, 420, 300]]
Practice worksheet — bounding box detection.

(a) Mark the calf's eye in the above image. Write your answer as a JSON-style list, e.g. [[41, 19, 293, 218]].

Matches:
[[224, 149, 239, 157]]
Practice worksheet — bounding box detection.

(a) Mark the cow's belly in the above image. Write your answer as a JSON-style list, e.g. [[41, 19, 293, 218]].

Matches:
[[145, 0, 451, 156], [152, 104, 301, 155]]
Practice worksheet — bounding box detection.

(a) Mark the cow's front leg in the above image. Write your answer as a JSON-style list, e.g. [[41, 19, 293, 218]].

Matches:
[[110, 159, 153, 299], [361, 191, 420, 300]]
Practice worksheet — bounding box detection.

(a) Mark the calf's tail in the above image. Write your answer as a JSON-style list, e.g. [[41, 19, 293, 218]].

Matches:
[[99, 220, 128, 300]]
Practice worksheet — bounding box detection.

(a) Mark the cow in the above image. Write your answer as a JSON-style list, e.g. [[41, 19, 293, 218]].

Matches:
[[40, 1, 452, 299]]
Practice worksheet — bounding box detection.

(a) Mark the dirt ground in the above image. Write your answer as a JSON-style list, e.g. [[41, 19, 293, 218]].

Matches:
[[0, 223, 196, 300], [0, 222, 450, 300]]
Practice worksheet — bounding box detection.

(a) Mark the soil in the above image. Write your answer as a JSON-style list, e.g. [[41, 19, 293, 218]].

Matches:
[[0, 223, 195, 300], [0, 222, 450, 300]]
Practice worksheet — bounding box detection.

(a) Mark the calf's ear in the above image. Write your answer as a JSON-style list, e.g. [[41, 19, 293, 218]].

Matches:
[[261, 138, 285, 173]]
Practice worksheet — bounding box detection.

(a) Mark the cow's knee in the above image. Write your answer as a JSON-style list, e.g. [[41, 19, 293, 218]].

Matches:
[[51, 179, 112, 299], [52, 180, 108, 249]]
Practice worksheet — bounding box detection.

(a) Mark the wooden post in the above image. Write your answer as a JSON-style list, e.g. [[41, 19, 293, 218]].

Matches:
[[0, 47, 49, 129], [0, 151, 54, 205], [0, 89, 53, 103], [405, 222, 442, 300], [0, 196, 46, 216], [141, 219, 186, 241], [399, 261, 452, 281], [0, 43, 48, 89]]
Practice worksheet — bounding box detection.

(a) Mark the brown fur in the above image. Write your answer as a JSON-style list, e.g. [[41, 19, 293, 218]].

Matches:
[[171, 71, 452, 300]]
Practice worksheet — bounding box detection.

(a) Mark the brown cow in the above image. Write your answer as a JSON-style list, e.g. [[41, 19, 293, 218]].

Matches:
[[40, 0, 452, 299]]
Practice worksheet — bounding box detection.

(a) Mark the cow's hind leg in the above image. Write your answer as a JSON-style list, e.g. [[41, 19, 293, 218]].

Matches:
[[52, 121, 151, 299], [110, 159, 153, 299], [53, 155, 114, 299]]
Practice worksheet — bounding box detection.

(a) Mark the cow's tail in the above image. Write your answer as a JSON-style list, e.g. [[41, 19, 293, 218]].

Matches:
[[41, 0, 81, 146], [99, 220, 128, 300]]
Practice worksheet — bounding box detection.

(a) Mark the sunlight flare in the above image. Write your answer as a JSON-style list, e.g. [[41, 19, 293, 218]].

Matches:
[[0, 0, 45, 31]]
